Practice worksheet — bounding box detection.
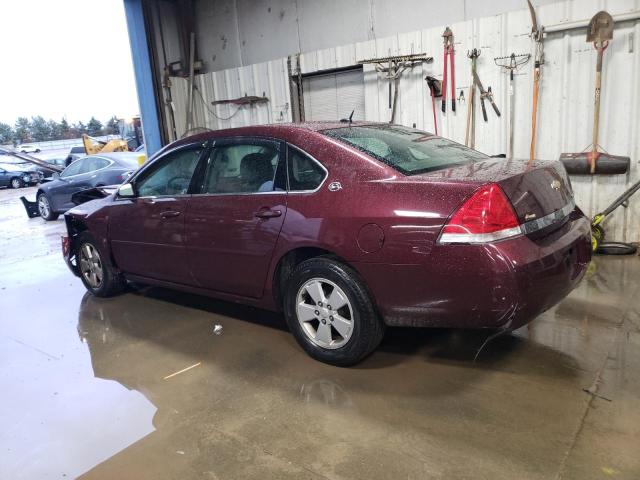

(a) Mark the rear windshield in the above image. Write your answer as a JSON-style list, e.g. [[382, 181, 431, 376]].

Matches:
[[323, 125, 488, 175]]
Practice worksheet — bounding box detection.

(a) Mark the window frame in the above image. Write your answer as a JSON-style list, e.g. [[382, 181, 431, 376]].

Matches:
[[191, 136, 287, 197], [284, 143, 328, 194], [124, 141, 209, 199]]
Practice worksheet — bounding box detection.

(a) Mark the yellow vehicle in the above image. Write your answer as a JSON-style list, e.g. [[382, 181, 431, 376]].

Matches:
[[81, 134, 129, 155], [81, 117, 144, 155]]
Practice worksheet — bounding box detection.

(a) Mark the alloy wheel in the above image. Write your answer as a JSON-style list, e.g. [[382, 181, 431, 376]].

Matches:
[[38, 195, 50, 218], [11, 179, 21, 189], [296, 278, 354, 349], [79, 244, 103, 289]]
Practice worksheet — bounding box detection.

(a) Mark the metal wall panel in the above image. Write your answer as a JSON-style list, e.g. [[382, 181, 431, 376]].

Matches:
[[169, 57, 292, 137], [171, 0, 640, 241]]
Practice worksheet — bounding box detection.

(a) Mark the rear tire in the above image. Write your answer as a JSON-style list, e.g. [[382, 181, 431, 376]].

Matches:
[[37, 193, 59, 221], [76, 232, 126, 297], [283, 257, 385, 366], [10, 177, 23, 189]]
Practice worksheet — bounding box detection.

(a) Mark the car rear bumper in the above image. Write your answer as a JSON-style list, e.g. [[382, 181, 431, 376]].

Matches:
[[353, 209, 592, 329]]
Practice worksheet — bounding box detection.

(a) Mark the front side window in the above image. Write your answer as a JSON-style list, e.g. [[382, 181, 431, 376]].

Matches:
[[322, 125, 488, 175], [136, 147, 202, 197], [287, 146, 326, 191], [200, 140, 283, 194]]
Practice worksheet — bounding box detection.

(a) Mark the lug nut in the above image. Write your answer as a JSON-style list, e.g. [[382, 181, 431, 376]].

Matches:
[[321, 319, 326, 324], [315, 310, 319, 315], [318, 301, 323, 307], [327, 305, 332, 310], [329, 316, 334, 321]]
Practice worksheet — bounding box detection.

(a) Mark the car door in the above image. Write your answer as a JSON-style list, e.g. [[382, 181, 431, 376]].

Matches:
[[47, 158, 88, 210], [108, 143, 205, 284], [185, 138, 287, 298], [0, 168, 8, 187]]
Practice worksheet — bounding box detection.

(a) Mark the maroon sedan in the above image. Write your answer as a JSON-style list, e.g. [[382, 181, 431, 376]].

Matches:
[[62, 122, 591, 365]]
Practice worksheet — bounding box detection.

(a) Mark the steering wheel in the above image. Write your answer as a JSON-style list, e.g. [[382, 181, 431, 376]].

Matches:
[[167, 175, 192, 193]]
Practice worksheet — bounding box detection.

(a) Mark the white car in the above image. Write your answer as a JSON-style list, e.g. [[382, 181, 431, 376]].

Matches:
[[19, 144, 41, 153]]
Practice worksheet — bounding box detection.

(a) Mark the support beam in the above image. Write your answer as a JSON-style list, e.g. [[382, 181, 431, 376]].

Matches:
[[123, 0, 163, 157]]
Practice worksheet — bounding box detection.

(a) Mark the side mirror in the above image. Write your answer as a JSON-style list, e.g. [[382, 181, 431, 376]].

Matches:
[[52, 172, 60, 179], [118, 183, 135, 198]]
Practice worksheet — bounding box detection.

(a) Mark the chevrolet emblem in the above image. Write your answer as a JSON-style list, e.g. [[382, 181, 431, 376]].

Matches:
[[551, 180, 561, 190]]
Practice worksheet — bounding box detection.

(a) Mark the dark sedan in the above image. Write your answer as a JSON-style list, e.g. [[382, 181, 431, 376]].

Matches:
[[62, 123, 591, 365], [37, 152, 141, 220], [0, 163, 42, 188]]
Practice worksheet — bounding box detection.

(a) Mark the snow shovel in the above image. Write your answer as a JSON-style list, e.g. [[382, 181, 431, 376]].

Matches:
[[560, 11, 629, 175]]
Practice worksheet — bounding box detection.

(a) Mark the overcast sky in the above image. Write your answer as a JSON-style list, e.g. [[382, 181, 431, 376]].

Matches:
[[0, 0, 138, 125]]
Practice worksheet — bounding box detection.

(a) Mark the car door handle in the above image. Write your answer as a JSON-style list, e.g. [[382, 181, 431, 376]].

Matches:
[[254, 208, 282, 219], [160, 210, 181, 219]]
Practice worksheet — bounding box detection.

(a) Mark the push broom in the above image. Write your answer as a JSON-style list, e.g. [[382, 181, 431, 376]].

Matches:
[[560, 11, 630, 175]]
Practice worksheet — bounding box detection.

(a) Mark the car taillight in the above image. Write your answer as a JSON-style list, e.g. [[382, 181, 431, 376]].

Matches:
[[438, 183, 521, 244], [61, 235, 70, 257]]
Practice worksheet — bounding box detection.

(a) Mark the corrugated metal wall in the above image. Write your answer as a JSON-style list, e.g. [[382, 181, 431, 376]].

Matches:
[[170, 0, 640, 242]]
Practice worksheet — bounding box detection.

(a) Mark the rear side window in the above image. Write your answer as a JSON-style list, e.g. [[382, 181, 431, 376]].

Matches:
[[322, 125, 488, 175], [200, 140, 283, 194], [287, 146, 326, 191], [81, 157, 110, 173], [61, 159, 85, 177]]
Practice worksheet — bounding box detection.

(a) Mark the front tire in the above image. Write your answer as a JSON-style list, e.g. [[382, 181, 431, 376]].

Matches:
[[283, 257, 385, 366], [76, 232, 125, 297], [37, 193, 59, 221], [10, 177, 23, 189]]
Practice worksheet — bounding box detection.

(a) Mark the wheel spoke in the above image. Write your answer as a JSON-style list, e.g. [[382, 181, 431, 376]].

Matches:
[[332, 314, 352, 338], [305, 280, 326, 305], [297, 302, 317, 322], [315, 322, 332, 345], [79, 258, 90, 272], [327, 288, 348, 310], [84, 245, 93, 259]]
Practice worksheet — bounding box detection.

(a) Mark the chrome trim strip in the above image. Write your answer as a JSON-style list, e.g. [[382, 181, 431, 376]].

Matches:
[[519, 199, 575, 235], [439, 226, 522, 244]]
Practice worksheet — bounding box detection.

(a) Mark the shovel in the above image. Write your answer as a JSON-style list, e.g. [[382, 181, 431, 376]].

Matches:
[[560, 11, 629, 175]]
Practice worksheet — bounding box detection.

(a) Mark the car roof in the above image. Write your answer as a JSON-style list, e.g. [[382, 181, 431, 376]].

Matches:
[[172, 121, 384, 149], [86, 152, 142, 168]]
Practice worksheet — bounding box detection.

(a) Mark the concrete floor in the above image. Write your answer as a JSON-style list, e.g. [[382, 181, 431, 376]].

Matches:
[[1, 186, 639, 480]]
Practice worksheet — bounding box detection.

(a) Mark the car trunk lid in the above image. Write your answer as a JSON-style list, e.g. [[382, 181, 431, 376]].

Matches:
[[419, 158, 574, 229]]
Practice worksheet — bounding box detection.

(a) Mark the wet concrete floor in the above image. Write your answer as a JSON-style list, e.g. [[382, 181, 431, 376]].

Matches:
[[1, 186, 639, 479]]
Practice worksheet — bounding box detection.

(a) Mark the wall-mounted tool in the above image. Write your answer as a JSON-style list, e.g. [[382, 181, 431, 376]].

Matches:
[[358, 53, 433, 123], [495, 53, 531, 159], [425, 76, 442, 135], [211, 94, 269, 106], [527, 0, 545, 161], [441, 27, 456, 113], [465, 49, 480, 148], [559, 11, 630, 174], [465, 49, 500, 148], [473, 71, 501, 121]]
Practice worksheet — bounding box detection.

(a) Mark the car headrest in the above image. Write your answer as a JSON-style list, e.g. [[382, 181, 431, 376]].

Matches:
[[240, 153, 273, 184]]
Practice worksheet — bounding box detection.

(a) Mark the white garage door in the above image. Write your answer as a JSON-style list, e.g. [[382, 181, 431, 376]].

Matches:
[[302, 69, 365, 122]]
